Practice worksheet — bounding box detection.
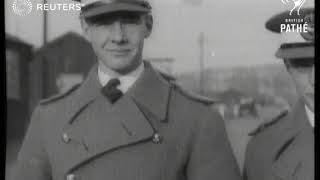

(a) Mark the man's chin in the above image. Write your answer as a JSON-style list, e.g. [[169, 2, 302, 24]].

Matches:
[[111, 64, 139, 74]]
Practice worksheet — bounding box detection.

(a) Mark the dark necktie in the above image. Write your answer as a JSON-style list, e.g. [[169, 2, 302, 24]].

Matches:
[[101, 78, 123, 103]]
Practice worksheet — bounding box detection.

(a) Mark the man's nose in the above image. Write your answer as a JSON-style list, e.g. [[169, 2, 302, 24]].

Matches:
[[308, 65, 314, 86], [110, 21, 127, 43]]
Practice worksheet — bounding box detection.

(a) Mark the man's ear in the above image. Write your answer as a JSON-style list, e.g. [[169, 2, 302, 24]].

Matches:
[[144, 14, 153, 38], [80, 18, 91, 42]]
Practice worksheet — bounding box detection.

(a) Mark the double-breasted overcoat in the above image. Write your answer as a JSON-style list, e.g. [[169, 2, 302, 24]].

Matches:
[[244, 100, 314, 180], [11, 62, 241, 180]]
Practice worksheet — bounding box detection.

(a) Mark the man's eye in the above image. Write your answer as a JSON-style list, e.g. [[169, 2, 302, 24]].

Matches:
[[85, 16, 117, 26], [288, 58, 314, 69], [295, 67, 312, 73], [120, 16, 141, 24], [290, 62, 314, 68], [100, 18, 116, 25]]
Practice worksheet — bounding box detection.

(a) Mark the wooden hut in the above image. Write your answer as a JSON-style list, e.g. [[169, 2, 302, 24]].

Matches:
[[29, 32, 96, 111], [6, 34, 33, 139]]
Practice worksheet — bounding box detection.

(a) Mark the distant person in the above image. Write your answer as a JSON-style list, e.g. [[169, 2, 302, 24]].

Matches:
[[244, 7, 314, 180], [11, 0, 241, 180]]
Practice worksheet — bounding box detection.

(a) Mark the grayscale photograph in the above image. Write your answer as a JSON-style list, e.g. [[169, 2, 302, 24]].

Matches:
[[5, 0, 314, 180]]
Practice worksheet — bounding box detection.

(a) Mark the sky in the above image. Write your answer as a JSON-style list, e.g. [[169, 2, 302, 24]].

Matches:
[[5, 0, 314, 73]]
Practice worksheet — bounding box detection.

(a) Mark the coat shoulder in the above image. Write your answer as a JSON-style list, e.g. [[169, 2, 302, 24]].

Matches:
[[248, 109, 289, 136], [171, 83, 218, 106], [158, 70, 218, 106], [39, 83, 81, 106], [244, 110, 289, 179], [168, 83, 223, 126]]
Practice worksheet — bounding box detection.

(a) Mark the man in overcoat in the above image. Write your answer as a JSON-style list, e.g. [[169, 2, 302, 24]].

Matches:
[[11, 0, 241, 180], [244, 7, 314, 180]]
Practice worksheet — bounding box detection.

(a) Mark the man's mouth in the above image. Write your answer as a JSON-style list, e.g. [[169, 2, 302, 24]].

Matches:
[[106, 48, 131, 52], [105, 48, 131, 56]]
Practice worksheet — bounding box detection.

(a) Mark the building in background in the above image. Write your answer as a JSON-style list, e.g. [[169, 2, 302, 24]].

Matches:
[[6, 34, 33, 140], [29, 32, 95, 112]]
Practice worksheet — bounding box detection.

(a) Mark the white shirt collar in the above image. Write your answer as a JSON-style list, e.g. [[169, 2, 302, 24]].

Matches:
[[98, 63, 144, 93], [305, 105, 314, 128]]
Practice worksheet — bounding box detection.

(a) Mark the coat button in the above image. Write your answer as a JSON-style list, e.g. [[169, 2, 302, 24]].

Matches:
[[66, 174, 77, 180], [62, 133, 71, 143], [152, 133, 163, 144]]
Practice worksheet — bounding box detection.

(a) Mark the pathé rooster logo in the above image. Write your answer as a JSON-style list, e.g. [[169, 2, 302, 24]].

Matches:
[[281, 0, 306, 15], [12, 0, 33, 16]]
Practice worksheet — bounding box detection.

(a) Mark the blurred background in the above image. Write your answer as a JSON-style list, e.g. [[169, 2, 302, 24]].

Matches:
[[5, 0, 314, 177]]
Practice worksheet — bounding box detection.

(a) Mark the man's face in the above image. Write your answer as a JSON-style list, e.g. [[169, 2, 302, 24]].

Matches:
[[285, 58, 314, 112], [82, 12, 152, 74]]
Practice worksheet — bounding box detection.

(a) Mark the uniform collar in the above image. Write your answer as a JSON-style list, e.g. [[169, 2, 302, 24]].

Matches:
[[65, 61, 171, 124], [305, 105, 314, 128], [271, 99, 311, 161], [98, 63, 145, 93]]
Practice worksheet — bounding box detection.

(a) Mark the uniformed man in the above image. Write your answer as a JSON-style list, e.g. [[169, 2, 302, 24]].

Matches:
[[11, 0, 241, 180], [244, 7, 314, 180]]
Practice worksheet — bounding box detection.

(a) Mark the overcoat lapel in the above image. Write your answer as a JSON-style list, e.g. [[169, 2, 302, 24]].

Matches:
[[62, 64, 102, 125], [272, 100, 314, 180], [61, 62, 171, 173], [126, 62, 171, 123]]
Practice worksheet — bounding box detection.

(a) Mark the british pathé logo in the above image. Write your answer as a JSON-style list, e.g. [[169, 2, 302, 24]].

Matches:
[[280, 12, 313, 36], [12, 0, 33, 16], [281, 0, 306, 15]]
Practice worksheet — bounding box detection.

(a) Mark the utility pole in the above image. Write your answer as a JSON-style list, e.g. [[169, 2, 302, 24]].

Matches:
[[198, 32, 205, 95], [42, 0, 48, 98], [43, 0, 48, 44]]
